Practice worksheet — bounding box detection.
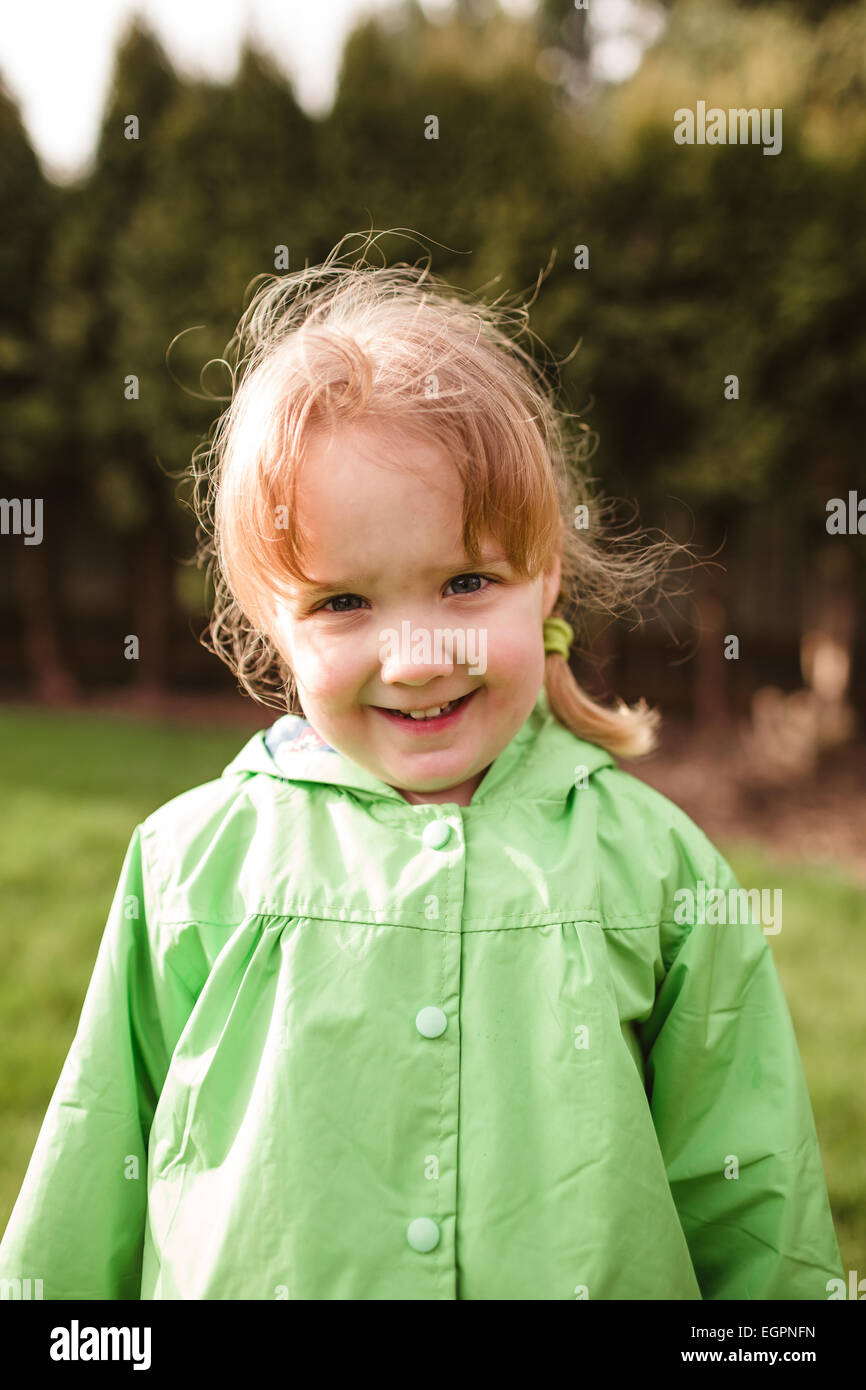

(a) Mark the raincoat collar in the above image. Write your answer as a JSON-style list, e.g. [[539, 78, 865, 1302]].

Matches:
[[222, 686, 617, 806]]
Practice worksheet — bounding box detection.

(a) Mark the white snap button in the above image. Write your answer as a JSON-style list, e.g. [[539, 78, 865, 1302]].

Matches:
[[415, 1006, 447, 1038], [422, 820, 451, 849], [407, 1217, 440, 1252]]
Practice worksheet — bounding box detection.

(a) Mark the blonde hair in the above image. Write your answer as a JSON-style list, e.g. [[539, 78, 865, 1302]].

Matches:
[[188, 230, 689, 758]]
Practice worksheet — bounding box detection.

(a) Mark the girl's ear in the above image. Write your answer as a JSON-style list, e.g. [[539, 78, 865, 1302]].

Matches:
[[542, 551, 563, 616]]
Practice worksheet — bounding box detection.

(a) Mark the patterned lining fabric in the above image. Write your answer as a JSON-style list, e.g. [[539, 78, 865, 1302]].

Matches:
[[264, 716, 336, 760]]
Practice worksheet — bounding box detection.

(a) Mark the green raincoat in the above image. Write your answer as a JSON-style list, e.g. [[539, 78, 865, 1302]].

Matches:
[[0, 688, 844, 1300]]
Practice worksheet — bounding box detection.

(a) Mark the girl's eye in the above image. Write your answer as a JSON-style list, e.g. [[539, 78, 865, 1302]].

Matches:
[[317, 594, 366, 613], [446, 573, 491, 596], [314, 574, 494, 613]]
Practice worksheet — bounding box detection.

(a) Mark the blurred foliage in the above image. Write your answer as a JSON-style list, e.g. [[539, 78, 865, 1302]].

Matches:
[[0, 0, 865, 691]]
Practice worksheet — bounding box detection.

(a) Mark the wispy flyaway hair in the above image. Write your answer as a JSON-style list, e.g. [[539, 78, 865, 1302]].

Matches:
[[189, 229, 688, 757]]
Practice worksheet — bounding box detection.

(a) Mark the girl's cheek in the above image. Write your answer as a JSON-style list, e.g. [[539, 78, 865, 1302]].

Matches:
[[291, 642, 358, 703], [292, 659, 336, 702], [487, 625, 542, 672]]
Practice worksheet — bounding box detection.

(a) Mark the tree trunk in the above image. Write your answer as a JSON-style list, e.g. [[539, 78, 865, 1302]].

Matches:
[[799, 541, 857, 746], [14, 537, 78, 702], [691, 522, 731, 733], [584, 618, 618, 697], [131, 507, 174, 701]]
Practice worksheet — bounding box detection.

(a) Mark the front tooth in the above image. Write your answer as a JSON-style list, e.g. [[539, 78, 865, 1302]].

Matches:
[[409, 705, 444, 719]]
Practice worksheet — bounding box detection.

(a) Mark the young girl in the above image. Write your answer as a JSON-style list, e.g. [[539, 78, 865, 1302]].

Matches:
[[0, 234, 845, 1301]]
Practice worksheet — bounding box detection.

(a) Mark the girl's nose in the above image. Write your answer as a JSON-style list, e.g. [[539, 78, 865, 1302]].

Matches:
[[378, 621, 458, 686]]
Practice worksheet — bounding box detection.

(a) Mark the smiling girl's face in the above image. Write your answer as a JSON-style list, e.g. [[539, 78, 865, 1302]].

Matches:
[[271, 419, 562, 806]]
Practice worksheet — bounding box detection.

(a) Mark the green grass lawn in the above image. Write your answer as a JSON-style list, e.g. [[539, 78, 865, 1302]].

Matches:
[[1, 707, 863, 1287]]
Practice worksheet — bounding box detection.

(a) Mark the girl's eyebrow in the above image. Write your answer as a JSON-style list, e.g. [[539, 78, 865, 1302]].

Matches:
[[300, 550, 509, 594]]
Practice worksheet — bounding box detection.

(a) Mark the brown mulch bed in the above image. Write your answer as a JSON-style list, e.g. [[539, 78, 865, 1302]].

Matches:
[[629, 719, 866, 887]]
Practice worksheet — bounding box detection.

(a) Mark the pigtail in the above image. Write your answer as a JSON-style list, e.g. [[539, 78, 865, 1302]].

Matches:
[[543, 645, 661, 758]]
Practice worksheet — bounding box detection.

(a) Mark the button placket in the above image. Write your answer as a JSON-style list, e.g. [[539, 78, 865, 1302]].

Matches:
[[407, 815, 459, 1272]]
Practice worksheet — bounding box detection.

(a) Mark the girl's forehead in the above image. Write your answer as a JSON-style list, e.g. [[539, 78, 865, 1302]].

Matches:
[[295, 431, 466, 523], [291, 420, 509, 571], [305, 414, 439, 456], [291, 484, 505, 587]]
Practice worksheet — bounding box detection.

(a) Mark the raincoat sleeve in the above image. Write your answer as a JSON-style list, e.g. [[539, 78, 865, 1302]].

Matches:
[[637, 847, 845, 1300], [0, 823, 194, 1300]]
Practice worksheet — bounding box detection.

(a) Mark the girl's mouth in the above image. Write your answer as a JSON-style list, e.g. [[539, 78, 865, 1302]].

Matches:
[[373, 689, 477, 730]]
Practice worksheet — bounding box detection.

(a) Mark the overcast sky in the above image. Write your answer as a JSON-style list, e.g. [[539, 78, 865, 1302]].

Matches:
[[0, 0, 664, 184]]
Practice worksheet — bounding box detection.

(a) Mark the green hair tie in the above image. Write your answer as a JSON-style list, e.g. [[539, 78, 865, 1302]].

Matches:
[[543, 615, 574, 659]]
